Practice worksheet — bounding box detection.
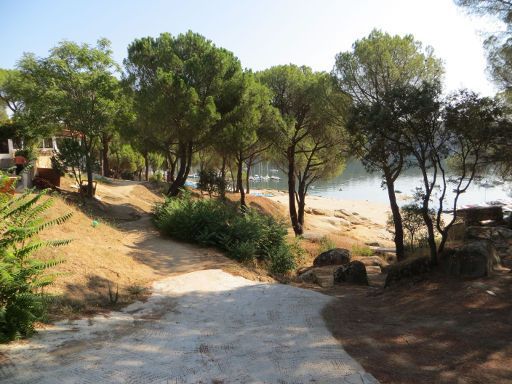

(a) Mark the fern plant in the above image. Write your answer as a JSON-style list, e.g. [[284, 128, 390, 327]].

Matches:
[[0, 189, 72, 342]]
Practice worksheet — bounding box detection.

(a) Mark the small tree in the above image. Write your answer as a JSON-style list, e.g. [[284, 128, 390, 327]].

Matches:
[[51, 138, 87, 188], [18, 39, 123, 197], [333, 30, 444, 261], [0, 190, 71, 341], [259, 65, 348, 235]]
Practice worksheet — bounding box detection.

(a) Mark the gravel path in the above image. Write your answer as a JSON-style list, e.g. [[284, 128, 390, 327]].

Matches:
[[0, 270, 378, 384]]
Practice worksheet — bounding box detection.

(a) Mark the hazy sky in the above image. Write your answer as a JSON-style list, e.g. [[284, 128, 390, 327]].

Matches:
[[0, 0, 501, 95]]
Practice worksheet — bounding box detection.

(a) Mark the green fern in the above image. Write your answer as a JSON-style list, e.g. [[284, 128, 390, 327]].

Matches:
[[0, 189, 72, 342]]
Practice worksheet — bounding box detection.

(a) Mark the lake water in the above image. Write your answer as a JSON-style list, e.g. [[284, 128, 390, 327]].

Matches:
[[247, 160, 512, 208]]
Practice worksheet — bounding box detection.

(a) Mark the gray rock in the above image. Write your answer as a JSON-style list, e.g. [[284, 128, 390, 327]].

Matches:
[[334, 209, 350, 218], [385, 256, 430, 287], [298, 269, 318, 284], [465, 226, 493, 240], [313, 248, 351, 267], [445, 240, 500, 278], [365, 265, 382, 275], [333, 261, 369, 285], [466, 226, 512, 241], [311, 208, 330, 216], [357, 256, 389, 268]]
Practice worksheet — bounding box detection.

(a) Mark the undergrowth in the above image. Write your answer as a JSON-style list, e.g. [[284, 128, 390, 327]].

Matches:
[[0, 188, 72, 342], [153, 192, 296, 274]]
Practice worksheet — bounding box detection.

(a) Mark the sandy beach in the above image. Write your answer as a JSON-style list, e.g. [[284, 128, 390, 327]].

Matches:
[[251, 189, 393, 246]]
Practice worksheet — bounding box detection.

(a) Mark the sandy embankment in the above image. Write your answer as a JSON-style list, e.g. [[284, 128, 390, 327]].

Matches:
[[253, 189, 393, 246]]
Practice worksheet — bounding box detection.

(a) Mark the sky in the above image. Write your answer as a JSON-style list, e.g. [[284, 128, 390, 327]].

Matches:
[[0, 0, 501, 95]]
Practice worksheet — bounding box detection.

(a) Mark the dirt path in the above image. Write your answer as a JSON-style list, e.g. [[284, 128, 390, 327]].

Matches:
[[0, 180, 379, 383]]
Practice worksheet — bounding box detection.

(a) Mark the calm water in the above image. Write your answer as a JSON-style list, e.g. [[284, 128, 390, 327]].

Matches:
[[247, 160, 512, 208]]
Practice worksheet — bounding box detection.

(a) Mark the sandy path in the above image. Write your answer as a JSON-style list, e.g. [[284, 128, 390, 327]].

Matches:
[[1, 270, 377, 383], [0, 180, 379, 383]]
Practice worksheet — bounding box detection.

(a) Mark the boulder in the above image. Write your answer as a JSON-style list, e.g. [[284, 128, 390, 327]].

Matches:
[[313, 248, 351, 267], [465, 226, 512, 241], [311, 208, 330, 216], [465, 226, 493, 241], [297, 267, 335, 287], [445, 240, 500, 278], [298, 268, 318, 284], [334, 209, 350, 218], [357, 256, 389, 268], [385, 256, 431, 287], [333, 261, 369, 285], [365, 265, 382, 275]]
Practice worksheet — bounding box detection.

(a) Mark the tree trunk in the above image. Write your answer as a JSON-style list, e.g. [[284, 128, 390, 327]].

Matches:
[[237, 154, 246, 208], [422, 205, 438, 265], [229, 164, 236, 193], [168, 143, 187, 196], [220, 155, 227, 199], [297, 179, 306, 231], [144, 152, 149, 181], [246, 160, 251, 194], [86, 152, 94, 198], [418, 166, 439, 265], [384, 170, 405, 261], [166, 153, 176, 182], [102, 133, 111, 178], [168, 141, 193, 196], [287, 146, 302, 236]]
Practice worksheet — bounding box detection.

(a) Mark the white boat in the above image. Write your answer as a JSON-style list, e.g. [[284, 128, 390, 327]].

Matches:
[[270, 175, 280, 181]]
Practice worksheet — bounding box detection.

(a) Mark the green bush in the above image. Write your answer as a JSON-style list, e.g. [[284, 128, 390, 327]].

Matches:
[[149, 170, 164, 183], [153, 193, 295, 273], [0, 190, 72, 342], [318, 236, 336, 253], [197, 169, 226, 197], [351, 245, 374, 256]]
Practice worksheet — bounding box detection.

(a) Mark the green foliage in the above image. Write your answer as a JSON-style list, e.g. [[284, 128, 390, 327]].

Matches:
[[386, 203, 439, 252], [259, 64, 349, 235], [125, 31, 243, 194], [197, 169, 226, 197], [454, 0, 512, 90], [153, 193, 296, 274], [148, 152, 165, 172], [351, 245, 374, 257], [318, 236, 336, 253], [0, 190, 71, 341], [149, 170, 164, 183], [51, 138, 87, 186], [110, 143, 144, 179], [17, 39, 125, 197]]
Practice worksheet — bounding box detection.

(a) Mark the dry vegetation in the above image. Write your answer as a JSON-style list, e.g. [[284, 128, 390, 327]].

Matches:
[[27, 179, 512, 383], [35, 179, 274, 320], [322, 270, 512, 384]]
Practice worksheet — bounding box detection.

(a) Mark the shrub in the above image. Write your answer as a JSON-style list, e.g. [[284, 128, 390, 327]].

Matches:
[[149, 170, 164, 183], [197, 169, 226, 197], [386, 203, 442, 251], [318, 236, 336, 253], [51, 138, 87, 186], [351, 244, 374, 256], [153, 193, 295, 273], [0, 190, 72, 342]]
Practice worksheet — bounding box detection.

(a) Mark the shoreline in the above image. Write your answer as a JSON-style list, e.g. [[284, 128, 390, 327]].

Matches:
[[249, 188, 393, 246]]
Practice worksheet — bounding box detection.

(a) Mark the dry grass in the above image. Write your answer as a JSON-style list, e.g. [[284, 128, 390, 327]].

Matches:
[[322, 270, 512, 384], [35, 194, 160, 318], [33, 182, 277, 319]]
